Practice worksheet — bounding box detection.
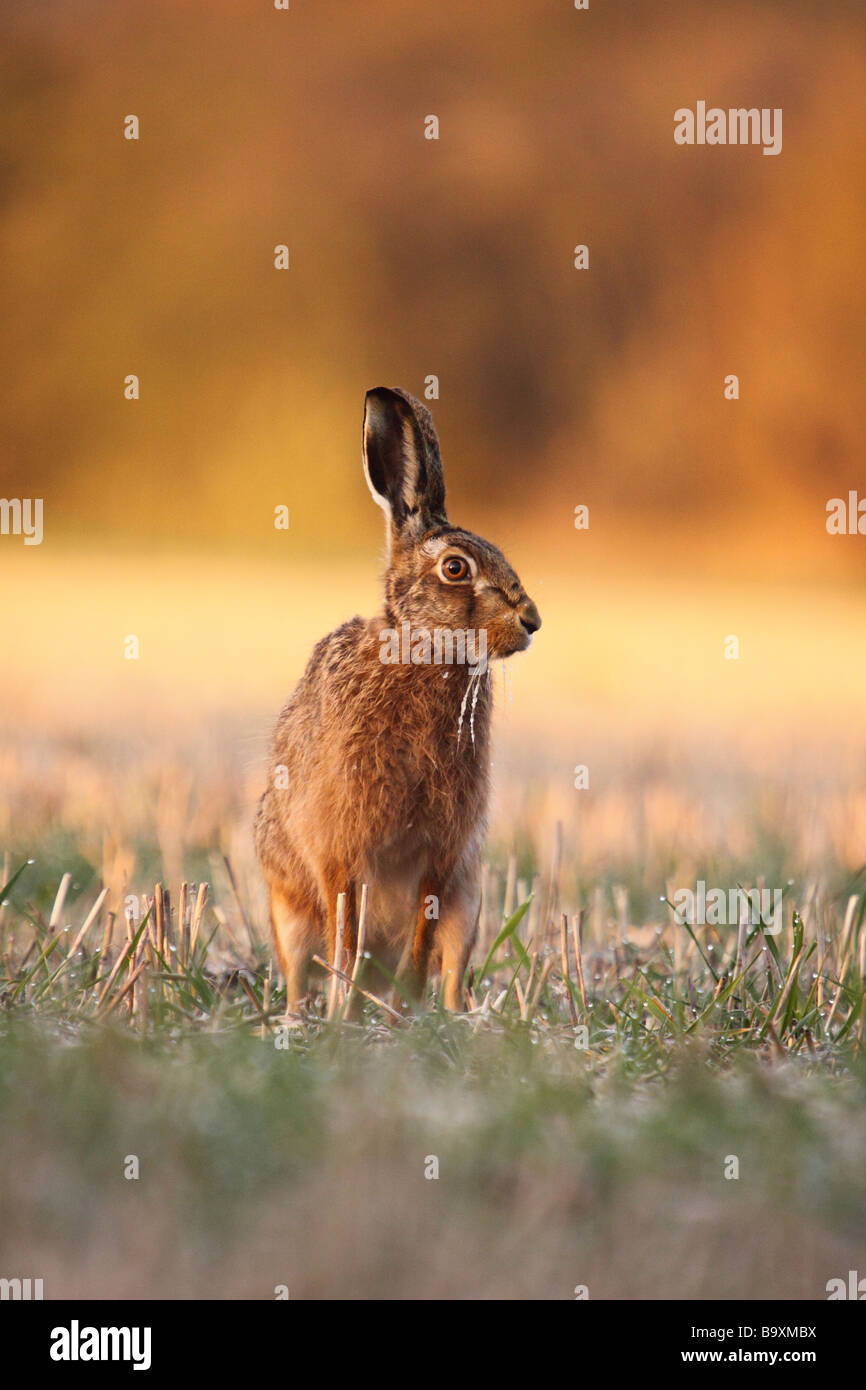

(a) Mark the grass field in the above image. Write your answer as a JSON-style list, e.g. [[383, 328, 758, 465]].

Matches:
[[2, 552, 865, 1298]]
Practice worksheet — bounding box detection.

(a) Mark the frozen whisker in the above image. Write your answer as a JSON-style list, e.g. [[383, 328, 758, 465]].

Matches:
[[457, 668, 484, 749], [457, 672, 473, 748], [469, 670, 482, 748]]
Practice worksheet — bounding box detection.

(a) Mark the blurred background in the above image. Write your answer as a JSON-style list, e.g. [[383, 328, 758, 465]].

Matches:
[[2, 0, 866, 905], [1, 0, 865, 560], [2, 0, 866, 1305]]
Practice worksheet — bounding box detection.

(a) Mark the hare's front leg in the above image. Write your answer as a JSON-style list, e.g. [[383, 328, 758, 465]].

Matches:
[[399, 875, 437, 1006], [268, 881, 318, 1013], [437, 882, 481, 1011], [414, 871, 481, 1012]]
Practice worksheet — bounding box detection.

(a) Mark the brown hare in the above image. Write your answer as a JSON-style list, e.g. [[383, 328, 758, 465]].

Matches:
[[255, 387, 540, 1013]]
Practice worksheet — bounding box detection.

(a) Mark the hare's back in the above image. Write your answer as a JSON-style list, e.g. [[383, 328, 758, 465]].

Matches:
[[271, 616, 367, 744]]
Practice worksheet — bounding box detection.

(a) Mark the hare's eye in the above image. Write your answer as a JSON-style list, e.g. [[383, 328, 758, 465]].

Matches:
[[441, 556, 470, 581]]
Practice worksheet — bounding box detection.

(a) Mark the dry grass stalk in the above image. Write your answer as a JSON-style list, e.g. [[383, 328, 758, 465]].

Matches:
[[164, 886, 174, 961], [77, 887, 109, 945], [733, 901, 748, 1012], [312, 953, 405, 1023], [143, 895, 157, 969], [153, 884, 165, 959], [525, 955, 554, 1025], [560, 913, 578, 1026], [349, 883, 369, 996], [514, 976, 528, 1021], [125, 907, 137, 1016], [95, 929, 140, 1008], [190, 882, 208, 958], [816, 891, 827, 1009], [525, 948, 538, 1003], [61, 917, 94, 968], [179, 881, 190, 967], [570, 911, 588, 1014], [826, 894, 860, 1029], [49, 872, 72, 930], [326, 892, 346, 1020], [100, 957, 148, 1019], [260, 965, 272, 1039], [239, 973, 266, 1017], [764, 945, 805, 1034]]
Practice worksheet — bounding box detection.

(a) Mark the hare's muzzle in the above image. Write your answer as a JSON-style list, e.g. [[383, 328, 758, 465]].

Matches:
[[518, 598, 541, 636]]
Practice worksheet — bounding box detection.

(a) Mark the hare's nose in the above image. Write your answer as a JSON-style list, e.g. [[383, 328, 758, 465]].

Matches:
[[518, 599, 541, 635]]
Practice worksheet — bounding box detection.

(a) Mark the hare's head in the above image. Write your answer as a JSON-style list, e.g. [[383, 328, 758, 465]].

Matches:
[[363, 387, 541, 659]]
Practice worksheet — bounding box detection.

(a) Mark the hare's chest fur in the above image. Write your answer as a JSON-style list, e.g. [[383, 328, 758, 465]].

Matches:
[[266, 616, 491, 877], [327, 620, 491, 859]]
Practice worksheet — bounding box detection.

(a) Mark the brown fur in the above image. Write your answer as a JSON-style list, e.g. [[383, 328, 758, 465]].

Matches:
[[255, 388, 540, 1013]]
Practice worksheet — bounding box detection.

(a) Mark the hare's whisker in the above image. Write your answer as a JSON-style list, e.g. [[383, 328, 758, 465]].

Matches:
[[469, 670, 483, 749]]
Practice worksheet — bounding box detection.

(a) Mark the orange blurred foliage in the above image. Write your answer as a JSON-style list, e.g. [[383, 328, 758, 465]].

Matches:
[[0, 0, 864, 580]]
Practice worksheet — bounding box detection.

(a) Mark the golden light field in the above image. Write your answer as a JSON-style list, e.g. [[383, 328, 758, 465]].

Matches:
[[6, 547, 866, 733], [4, 546, 866, 938]]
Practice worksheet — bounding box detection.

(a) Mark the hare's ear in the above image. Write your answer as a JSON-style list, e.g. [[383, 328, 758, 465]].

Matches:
[[362, 387, 447, 538]]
